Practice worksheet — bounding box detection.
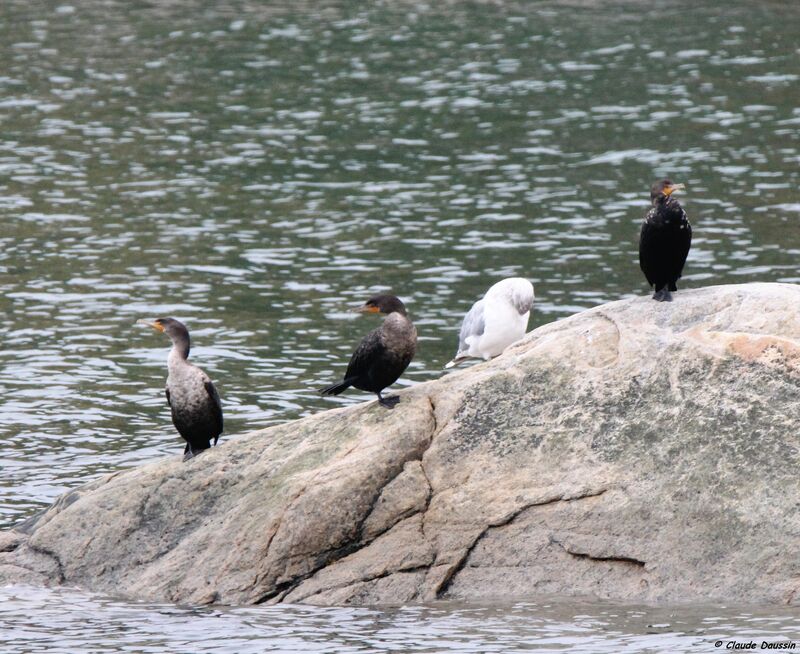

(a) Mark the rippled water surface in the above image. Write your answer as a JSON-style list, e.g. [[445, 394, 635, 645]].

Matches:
[[2, 587, 799, 654], [1, 0, 799, 650]]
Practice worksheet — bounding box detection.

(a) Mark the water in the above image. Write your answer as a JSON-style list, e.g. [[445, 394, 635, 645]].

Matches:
[[2, 587, 798, 654], [1, 0, 798, 650]]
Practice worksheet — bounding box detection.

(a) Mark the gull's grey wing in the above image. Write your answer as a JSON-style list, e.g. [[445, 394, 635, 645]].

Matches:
[[457, 299, 486, 353]]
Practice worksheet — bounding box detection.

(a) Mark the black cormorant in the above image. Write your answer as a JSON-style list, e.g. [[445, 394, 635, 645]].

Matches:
[[140, 317, 223, 460], [639, 179, 692, 302], [320, 294, 417, 408]]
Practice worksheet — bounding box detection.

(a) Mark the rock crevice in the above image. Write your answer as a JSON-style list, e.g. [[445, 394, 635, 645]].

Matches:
[[548, 536, 646, 568]]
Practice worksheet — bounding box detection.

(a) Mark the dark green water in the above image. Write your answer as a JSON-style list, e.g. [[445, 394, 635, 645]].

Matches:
[[1, 1, 798, 650]]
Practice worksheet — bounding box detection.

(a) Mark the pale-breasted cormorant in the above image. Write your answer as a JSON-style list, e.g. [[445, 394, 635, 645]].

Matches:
[[639, 179, 692, 302], [140, 317, 223, 460], [320, 294, 417, 408], [445, 277, 534, 368]]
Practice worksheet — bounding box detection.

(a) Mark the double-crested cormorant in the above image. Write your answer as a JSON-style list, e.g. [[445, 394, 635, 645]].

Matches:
[[320, 294, 417, 408], [140, 317, 223, 460], [639, 179, 692, 302], [445, 277, 534, 368]]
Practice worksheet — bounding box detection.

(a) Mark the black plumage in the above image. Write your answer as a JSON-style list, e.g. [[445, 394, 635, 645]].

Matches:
[[320, 294, 417, 408], [639, 179, 692, 302], [142, 317, 223, 460]]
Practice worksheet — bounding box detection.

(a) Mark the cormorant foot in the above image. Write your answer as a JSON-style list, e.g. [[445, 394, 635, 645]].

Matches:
[[183, 445, 211, 461], [652, 289, 673, 302], [378, 394, 400, 409]]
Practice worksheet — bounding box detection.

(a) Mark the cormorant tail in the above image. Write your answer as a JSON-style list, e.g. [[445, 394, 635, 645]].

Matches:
[[320, 378, 355, 396], [183, 441, 211, 461], [668, 282, 678, 292]]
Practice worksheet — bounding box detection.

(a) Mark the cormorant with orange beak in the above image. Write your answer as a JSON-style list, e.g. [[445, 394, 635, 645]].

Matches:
[[140, 317, 223, 460], [639, 179, 692, 302], [320, 294, 417, 408]]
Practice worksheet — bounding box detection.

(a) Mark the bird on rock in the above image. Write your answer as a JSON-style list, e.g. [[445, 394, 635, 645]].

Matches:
[[140, 317, 223, 461], [639, 179, 692, 302], [445, 277, 534, 368], [320, 294, 417, 408]]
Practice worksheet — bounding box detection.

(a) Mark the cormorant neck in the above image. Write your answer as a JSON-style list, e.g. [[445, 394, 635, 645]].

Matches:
[[384, 311, 414, 333], [168, 333, 190, 361], [654, 195, 678, 210], [387, 306, 408, 318]]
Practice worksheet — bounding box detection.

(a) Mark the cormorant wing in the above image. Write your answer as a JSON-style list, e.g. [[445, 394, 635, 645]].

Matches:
[[344, 327, 386, 380], [677, 209, 692, 273], [204, 380, 224, 444], [638, 210, 658, 286]]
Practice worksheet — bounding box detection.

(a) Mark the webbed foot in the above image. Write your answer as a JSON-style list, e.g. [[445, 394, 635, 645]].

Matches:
[[652, 289, 673, 302], [182, 444, 210, 461], [377, 394, 400, 409]]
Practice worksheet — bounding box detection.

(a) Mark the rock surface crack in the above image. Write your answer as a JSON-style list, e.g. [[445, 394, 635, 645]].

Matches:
[[435, 488, 608, 598], [254, 401, 439, 604], [549, 536, 645, 568], [26, 541, 66, 583]]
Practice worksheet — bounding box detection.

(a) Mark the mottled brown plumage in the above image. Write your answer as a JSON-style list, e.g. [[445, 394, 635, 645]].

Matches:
[[320, 294, 417, 408], [141, 317, 223, 460]]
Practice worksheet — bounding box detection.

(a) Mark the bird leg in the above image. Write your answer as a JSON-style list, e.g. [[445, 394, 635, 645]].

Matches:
[[377, 392, 400, 408], [652, 288, 673, 302], [183, 445, 195, 462]]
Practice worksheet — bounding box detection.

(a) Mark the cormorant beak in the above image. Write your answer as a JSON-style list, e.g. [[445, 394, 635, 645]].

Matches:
[[663, 183, 685, 196], [353, 304, 381, 314], [137, 319, 165, 333]]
